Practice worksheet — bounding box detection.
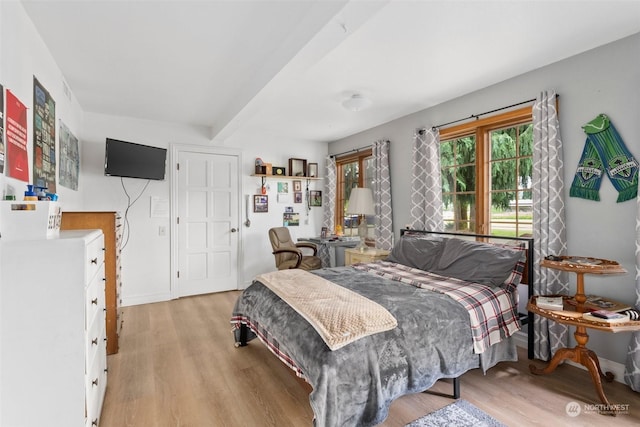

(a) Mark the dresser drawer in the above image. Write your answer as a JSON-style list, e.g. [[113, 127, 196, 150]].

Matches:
[[85, 265, 105, 328], [85, 234, 105, 284], [86, 339, 107, 427], [86, 309, 106, 366]]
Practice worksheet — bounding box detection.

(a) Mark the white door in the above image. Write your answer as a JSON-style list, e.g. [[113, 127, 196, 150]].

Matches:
[[173, 146, 240, 297]]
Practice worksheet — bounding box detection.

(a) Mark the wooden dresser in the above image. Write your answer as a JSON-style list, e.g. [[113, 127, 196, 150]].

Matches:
[[62, 211, 123, 355], [0, 230, 107, 426], [345, 248, 390, 265]]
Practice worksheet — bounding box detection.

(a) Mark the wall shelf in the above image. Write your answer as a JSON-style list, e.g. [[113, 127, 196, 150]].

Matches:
[[251, 174, 322, 187], [251, 174, 322, 180]]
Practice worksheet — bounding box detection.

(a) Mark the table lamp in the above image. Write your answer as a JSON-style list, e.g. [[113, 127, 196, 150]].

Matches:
[[346, 187, 375, 251]]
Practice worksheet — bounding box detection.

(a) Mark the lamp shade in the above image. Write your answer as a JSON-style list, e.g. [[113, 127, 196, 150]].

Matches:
[[346, 188, 375, 215]]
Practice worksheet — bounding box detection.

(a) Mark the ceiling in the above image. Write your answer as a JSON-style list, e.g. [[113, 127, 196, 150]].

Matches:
[[20, 0, 640, 144]]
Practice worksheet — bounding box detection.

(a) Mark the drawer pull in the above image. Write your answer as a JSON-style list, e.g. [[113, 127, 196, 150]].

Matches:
[[92, 418, 98, 426], [91, 257, 98, 264], [92, 298, 98, 305], [92, 337, 98, 346], [92, 378, 99, 387]]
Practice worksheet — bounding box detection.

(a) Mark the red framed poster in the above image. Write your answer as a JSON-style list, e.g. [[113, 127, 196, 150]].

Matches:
[[0, 84, 5, 174], [5, 89, 29, 182]]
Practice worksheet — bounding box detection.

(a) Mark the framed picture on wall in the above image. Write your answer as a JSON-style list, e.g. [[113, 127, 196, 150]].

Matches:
[[253, 195, 268, 212], [310, 190, 322, 207], [293, 180, 302, 192], [294, 192, 302, 203], [288, 158, 307, 177], [283, 212, 300, 226], [308, 163, 318, 177], [277, 182, 289, 193]]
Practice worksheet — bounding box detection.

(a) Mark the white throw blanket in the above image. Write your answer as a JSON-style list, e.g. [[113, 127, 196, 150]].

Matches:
[[255, 269, 397, 351]]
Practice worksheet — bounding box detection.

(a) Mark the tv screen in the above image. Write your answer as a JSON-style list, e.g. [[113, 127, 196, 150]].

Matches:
[[104, 138, 167, 180]]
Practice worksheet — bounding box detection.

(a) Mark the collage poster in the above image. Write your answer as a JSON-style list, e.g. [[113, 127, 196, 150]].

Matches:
[[33, 77, 56, 192], [59, 120, 79, 190], [0, 84, 4, 174], [5, 89, 29, 182]]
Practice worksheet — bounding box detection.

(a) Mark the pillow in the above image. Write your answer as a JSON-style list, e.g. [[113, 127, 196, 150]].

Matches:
[[431, 238, 525, 287], [386, 236, 444, 272]]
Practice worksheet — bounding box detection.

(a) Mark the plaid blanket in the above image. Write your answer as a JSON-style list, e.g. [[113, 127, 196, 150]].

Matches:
[[351, 261, 520, 354], [231, 313, 305, 378]]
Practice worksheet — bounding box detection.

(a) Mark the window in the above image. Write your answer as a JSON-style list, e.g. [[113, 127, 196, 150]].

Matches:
[[335, 149, 373, 235], [440, 106, 533, 237]]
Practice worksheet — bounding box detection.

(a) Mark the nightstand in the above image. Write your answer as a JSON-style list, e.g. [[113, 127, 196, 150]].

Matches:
[[345, 248, 390, 265], [528, 255, 636, 413]]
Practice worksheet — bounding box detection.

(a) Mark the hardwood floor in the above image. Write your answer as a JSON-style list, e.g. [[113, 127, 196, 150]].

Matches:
[[100, 291, 640, 426]]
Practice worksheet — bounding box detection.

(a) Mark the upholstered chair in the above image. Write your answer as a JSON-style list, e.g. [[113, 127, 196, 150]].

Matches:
[[268, 227, 322, 270]]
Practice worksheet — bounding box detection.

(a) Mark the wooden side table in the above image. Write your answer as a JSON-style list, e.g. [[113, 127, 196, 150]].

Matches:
[[528, 256, 638, 414], [345, 248, 390, 266]]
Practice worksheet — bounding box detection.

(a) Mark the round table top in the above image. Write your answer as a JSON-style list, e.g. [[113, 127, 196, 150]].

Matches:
[[540, 256, 626, 275]]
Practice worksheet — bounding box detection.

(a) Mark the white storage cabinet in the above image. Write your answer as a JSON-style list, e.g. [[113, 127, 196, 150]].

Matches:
[[0, 230, 107, 427]]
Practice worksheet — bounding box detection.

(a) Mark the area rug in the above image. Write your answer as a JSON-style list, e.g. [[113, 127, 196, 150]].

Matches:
[[405, 399, 507, 427]]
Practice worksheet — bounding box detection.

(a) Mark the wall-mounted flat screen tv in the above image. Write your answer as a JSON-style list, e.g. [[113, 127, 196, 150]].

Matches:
[[104, 138, 167, 180]]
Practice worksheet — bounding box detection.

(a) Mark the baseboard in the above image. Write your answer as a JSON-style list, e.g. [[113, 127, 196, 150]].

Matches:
[[514, 330, 626, 384]]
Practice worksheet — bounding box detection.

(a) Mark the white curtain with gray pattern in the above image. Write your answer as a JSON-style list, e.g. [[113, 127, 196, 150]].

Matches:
[[623, 197, 640, 391], [323, 156, 337, 235], [373, 140, 394, 250], [410, 128, 443, 231], [532, 90, 569, 360], [314, 156, 338, 267]]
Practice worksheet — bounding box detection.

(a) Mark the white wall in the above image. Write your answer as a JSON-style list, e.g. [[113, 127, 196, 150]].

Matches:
[[0, 1, 84, 207], [81, 113, 327, 305], [329, 33, 640, 365], [231, 133, 327, 284], [0, 2, 328, 307], [80, 113, 207, 305]]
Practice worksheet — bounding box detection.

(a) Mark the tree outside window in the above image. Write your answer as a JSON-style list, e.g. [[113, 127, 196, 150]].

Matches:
[[440, 107, 533, 238]]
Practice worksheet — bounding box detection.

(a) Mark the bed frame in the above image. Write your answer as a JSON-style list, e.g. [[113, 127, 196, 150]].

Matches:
[[400, 229, 535, 358], [237, 229, 535, 402]]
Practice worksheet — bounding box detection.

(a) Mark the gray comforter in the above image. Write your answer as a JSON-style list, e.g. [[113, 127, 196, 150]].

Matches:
[[232, 266, 518, 427]]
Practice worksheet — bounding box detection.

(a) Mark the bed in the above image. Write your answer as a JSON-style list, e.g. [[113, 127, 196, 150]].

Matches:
[[231, 230, 534, 427]]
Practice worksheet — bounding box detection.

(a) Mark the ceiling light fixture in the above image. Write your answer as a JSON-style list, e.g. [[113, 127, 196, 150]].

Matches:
[[342, 94, 372, 112]]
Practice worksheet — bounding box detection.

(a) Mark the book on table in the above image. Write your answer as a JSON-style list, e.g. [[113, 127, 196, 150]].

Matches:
[[536, 296, 564, 310], [583, 310, 630, 323]]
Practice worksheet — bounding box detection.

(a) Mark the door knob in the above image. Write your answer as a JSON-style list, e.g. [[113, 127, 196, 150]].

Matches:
[[231, 228, 237, 232]]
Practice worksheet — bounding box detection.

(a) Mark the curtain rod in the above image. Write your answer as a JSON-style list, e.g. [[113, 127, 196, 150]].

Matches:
[[330, 146, 369, 158], [330, 141, 388, 158], [428, 94, 559, 131]]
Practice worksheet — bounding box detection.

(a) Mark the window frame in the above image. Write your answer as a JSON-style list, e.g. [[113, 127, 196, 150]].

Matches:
[[334, 149, 373, 232], [439, 106, 533, 235]]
